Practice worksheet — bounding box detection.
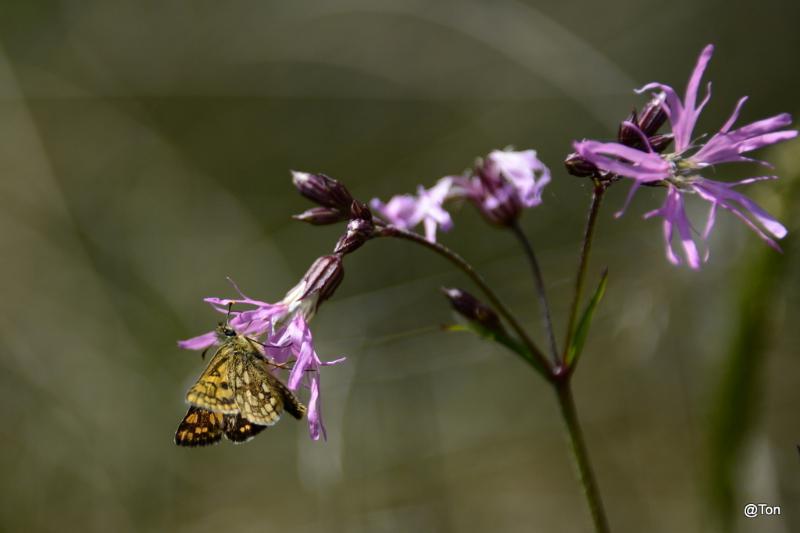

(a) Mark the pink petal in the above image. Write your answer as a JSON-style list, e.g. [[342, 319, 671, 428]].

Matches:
[[573, 140, 670, 182], [177, 331, 217, 351]]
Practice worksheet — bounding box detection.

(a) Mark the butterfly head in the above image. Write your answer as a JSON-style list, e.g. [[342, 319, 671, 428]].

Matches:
[[215, 323, 238, 340]]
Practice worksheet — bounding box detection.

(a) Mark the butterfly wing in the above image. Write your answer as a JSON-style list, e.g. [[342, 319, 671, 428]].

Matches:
[[231, 354, 307, 425], [270, 373, 307, 420], [231, 355, 283, 425], [186, 343, 238, 414], [223, 414, 267, 443], [174, 406, 225, 447]]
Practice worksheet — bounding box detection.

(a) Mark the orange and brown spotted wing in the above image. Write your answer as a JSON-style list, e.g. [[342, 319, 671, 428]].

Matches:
[[185, 344, 238, 414], [174, 406, 225, 447], [223, 414, 267, 443]]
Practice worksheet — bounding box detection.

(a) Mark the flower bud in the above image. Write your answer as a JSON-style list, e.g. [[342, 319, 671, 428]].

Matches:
[[441, 287, 505, 336], [617, 112, 644, 149], [350, 200, 373, 221], [293, 206, 348, 225], [564, 152, 599, 178], [648, 133, 673, 153], [618, 96, 668, 150], [300, 254, 345, 304], [636, 95, 668, 137], [333, 217, 374, 255], [292, 171, 354, 210]]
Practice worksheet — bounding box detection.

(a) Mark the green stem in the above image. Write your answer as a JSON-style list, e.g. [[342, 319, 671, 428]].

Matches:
[[375, 226, 552, 375], [375, 191, 611, 531], [510, 221, 559, 365], [563, 182, 606, 364], [555, 379, 610, 533]]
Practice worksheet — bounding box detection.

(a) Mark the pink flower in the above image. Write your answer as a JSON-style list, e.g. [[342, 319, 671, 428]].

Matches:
[[266, 314, 345, 440], [573, 45, 795, 268], [453, 149, 551, 225], [370, 178, 454, 242], [484, 150, 551, 208]]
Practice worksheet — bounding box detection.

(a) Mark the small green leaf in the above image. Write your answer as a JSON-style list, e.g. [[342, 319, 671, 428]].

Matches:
[[566, 269, 609, 368]]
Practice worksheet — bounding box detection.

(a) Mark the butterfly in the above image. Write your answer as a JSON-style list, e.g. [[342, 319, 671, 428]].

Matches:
[[174, 323, 306, 447]]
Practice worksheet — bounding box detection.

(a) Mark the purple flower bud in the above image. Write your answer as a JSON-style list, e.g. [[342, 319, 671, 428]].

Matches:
[[617, 114, 643, 149], [564, 152, 600, 178], [292, 171, 354, 210], [334, 217, 374, 255], [441, 287, 505, 335], [636, 95, 668, 137], [350, 200, 373, 221], [618, 96, 669, 150], [293, 206, 348, 225], [647, 133, 674, 153], [300, 254, 344, 304]]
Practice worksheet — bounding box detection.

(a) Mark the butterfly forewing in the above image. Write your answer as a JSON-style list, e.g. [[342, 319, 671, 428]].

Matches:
[[175, 406, 225, 447], [185, 343, 238, 414]]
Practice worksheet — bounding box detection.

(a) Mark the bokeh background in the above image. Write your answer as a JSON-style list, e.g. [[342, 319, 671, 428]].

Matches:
[[1, 1, 798, 532]]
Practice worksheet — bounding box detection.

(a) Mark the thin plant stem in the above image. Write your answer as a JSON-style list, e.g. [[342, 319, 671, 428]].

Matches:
[[562, 182, 606, 365], [510, 221, 559, 365], [375, 198, 612, 532], [375, 225, 552, 375], [554, 180, 611, 532], [555, 379, 610, 533]]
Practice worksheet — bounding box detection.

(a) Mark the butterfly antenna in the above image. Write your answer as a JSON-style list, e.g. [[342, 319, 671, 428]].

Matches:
[[224, 302, 233, 327]]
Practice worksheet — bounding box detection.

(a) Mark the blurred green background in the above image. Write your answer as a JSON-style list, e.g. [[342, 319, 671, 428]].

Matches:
[[1, 1, 798, 532]]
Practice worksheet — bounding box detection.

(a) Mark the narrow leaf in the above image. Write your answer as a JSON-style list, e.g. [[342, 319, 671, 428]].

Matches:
[[566, 269, 608, 368]]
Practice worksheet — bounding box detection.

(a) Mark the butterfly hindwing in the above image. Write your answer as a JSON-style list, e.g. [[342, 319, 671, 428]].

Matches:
[[174, 406, 225, 447], [270, 373, 307, 420], [186, 343, 238, 414], [223, 414, 267, 443]]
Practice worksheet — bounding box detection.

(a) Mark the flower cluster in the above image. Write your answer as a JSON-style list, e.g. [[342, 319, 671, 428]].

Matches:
[[573, 45, 795, 268], [368, 148, 551, 239]]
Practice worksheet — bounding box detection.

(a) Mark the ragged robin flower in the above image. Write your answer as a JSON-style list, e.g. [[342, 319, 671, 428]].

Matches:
[[452, 149, 551, 226], [370, 178, 454, 242], [573, 44, 796, 269], [179, 255, 346, 440]]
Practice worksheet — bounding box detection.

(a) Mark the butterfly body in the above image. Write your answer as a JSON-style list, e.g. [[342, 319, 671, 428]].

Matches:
[[175, 324, 306, 447]]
